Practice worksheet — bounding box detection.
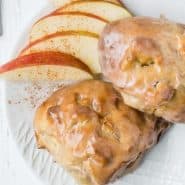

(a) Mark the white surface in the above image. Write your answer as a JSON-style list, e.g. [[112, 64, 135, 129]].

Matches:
[[123, 0, 185, 23], [1, 1, 185, 185], [0, 1, 52, 185]]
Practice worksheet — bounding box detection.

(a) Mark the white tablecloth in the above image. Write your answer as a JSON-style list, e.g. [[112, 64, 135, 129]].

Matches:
[[0, 1, 49, 184]]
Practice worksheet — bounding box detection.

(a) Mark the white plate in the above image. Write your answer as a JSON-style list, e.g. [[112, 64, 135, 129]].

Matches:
[[3, 1, 185, 185]]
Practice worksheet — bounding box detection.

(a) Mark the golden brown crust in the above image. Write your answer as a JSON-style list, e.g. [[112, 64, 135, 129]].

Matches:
[[99, 16, 185, 122], [34, 80, 170, 185]]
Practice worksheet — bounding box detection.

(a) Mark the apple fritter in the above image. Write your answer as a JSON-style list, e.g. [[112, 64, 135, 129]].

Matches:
[[99, 16, 185, 123], [34, 80, 171, 185]]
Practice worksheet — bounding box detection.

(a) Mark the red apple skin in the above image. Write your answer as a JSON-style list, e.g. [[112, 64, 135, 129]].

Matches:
[[54, 0, 123, 13], [33, 11, 109, 26], [19, 31, 99, 56], [0, 51, 92, 74], [50, 11, 109, 22], [52, 0, 123, 8]]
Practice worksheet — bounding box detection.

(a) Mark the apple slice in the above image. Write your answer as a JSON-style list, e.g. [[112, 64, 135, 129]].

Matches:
[[55, 0, 131, 21], [21, 32, 100, 73], [30, 12, 107, 42], [51, 0, 122, 7], [0, 52, 92, 81]]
